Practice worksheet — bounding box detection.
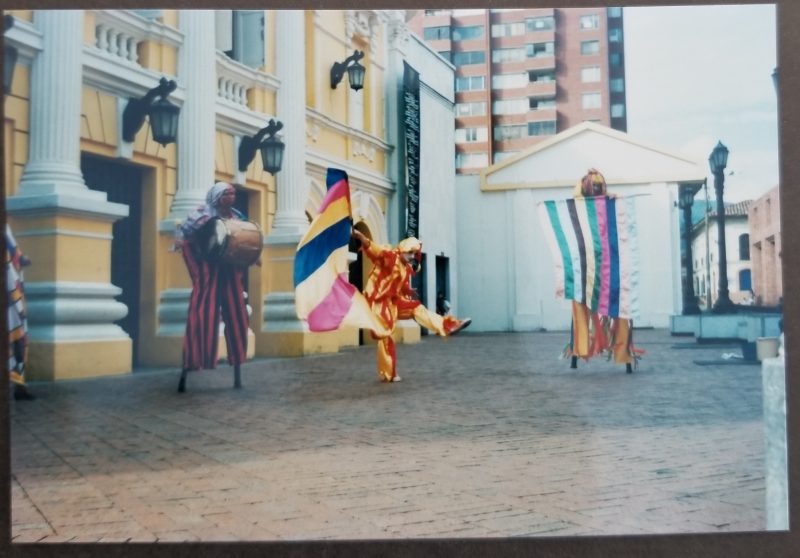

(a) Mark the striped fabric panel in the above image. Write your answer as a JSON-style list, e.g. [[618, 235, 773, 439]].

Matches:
[[539, 196, 639, 319], [294, 168, 390, 335]]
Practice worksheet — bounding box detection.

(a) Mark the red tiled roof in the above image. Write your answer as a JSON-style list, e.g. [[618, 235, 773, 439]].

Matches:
[[708, 200, 752, 218]]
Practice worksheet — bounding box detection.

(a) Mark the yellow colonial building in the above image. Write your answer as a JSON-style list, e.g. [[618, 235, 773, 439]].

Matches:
[[4, 9, 448, 381]]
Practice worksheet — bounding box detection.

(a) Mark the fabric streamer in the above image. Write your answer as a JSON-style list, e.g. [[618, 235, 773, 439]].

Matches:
[[294, 168, 390, 336], [538, 195, 640, 320]]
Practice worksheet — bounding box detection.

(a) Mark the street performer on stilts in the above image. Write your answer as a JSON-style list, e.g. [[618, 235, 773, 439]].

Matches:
[[565, 169, 643, 373], [351, 229, 471, 383]]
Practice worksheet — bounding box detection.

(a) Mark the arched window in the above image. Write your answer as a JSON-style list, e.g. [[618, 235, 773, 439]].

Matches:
[[739, 269, 752, 292], [739, 234, 750, 260]]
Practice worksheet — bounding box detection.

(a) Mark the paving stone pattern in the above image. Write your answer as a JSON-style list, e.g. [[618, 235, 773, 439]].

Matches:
[[10, 329, 766, 542]]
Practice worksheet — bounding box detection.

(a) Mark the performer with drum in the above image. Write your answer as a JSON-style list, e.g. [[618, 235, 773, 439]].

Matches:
[[351, 229, 471, 383], [175, 181, 261, 393]]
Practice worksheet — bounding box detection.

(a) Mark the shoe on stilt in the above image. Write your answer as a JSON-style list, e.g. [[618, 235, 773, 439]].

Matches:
[[570, 356, 578, 369], [447, 317, 472, 336], [233, 364, 242, 389], [391, 376, 402, 382], [177, 370, 188, 393], [626, 363, 633, 374], [13, 384, 35, 400]]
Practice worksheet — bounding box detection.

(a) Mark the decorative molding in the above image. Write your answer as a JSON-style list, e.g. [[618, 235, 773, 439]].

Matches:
[[306, 150, 394, 199], [216, 50, 280, 105], [4, 16, 43, 65], [306, 121, 321, 143], [94, 10, 183, 49], [83, 44, 186, 104], [14, 228, 113, 240], [306, 107, 391, 158], [344, 10, 380, 53], [386, 11, 411, 52], [352, 140, 376, 162]]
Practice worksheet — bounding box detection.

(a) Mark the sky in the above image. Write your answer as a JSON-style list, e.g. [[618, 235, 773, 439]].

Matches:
[[623, 4, 778, 203]]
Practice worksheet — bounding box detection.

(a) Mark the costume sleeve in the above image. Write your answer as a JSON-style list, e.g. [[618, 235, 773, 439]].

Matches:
[[362, 241, 389, 265]]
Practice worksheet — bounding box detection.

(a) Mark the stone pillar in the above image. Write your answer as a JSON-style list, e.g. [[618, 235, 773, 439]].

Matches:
[[7, 10, 131, 380], [169, 10, 217, 219], [258, 10, 338, 357], [154, 11, 218, 362], [763, 349, 788, 530], [269, 9, 309, 241]]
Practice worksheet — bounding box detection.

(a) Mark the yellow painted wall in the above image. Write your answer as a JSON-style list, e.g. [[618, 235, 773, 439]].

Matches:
[[7, 10, 33, 22]]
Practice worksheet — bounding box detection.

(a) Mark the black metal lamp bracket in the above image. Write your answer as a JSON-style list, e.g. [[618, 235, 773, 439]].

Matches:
[[122, 77, 178, 143], [331, 50, 365, 89], [238, 118, 283, 172]]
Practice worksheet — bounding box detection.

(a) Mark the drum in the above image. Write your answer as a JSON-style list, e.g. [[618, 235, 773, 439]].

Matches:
[[203, 218, 263, 267]]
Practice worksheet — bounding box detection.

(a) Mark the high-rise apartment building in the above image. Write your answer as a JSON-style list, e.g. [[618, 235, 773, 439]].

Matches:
[[408, 8, 627, 173]]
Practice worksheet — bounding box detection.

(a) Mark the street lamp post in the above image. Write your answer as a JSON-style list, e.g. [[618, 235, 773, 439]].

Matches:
[[708, 141, 736, 313], [679, 183, 702, 314]]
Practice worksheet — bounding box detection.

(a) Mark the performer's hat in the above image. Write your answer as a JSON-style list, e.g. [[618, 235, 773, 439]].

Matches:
[[576, 168, 607, 197], [397, 237, 422, 254]]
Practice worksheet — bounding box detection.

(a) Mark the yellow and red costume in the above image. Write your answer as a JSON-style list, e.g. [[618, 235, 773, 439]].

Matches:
[[361, 237, 466, 382]]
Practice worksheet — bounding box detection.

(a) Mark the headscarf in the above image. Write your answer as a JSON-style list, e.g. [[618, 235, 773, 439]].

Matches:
[[180, 182, 241, 238]]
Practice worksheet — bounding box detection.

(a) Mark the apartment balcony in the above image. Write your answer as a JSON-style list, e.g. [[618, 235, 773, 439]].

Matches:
[[493, 56, 556, 74], [455, 114, 489, 128], [455, 89, 488, 103], [493, 81, 556, 100], [494, 136, 548, 152], [526, 107, 558, 122]]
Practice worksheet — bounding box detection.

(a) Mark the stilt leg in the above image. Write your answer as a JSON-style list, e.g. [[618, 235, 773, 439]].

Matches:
[[178, 369, 188, 393], [626, 363, 633, 374], [570, 356, 578, 369], [234, 364, 242, 389]]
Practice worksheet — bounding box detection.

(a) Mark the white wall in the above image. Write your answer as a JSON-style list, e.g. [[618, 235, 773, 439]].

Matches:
[[457, 176, 683, 332]]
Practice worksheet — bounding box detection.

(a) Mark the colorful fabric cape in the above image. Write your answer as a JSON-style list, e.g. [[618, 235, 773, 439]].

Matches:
[[7, 225, 28, 384], [294, 169, 390, 335], [538, 195, 640, 320]]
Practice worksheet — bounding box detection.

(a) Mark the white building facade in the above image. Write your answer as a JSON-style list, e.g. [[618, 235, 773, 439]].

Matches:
[[455, 122, 706, 332]]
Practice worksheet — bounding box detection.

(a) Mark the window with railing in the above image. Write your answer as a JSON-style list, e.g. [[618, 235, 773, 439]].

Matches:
[[492, 73, 528, 89], [581, 40, 600, 55], [581, 66, 601, 82], [526, 16, 555, 31], [453, 50, 486, 65], [580, 14, 600, 29], [530, 98, 556, 110], [215, 10, 265, 69], [453, 25, 484, 41], [528, 121, 557, 136], [529, 70, 556, 82], [424, 26, 451, 40], [492, 47, 526, 63], [455, 127, 488, 143], [455, 101, 487, 116], [456, 75, 485, 91], [491, 22, 525, 38], [527, 42, 554, 58], [582, 92, 601, 109], [739, 233, 751, 260], [493, 98, 528, 115], [494, 124, 527, 140]]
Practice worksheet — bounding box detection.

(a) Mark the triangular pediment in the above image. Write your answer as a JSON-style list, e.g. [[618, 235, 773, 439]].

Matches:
[[480, 122, 706, 191]]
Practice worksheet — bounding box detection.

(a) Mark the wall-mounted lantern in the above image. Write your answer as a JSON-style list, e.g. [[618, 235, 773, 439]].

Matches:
[[238, 118, 284, 175], [331, 50, 365, 91], [122, 77, 180, 146]]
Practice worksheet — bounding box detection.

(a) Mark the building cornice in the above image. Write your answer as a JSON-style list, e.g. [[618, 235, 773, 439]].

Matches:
[[306, 107, 392, 156], [4, 16, 43, 65], [306, 149, 394, 198], [93, 10, 184, 49]]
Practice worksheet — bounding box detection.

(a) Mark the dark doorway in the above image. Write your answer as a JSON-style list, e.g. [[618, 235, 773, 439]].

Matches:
[[349, 225, 366, 345], [81, 154, 143, 366], [411, 253, 427, 335], [435, 255, 449, 302]]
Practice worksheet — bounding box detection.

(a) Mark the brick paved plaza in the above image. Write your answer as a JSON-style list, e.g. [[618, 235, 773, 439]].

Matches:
[[10, 329, 766, 542]]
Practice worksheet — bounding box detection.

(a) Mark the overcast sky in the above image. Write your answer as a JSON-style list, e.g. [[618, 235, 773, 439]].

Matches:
[[623, 4, 778, 203]]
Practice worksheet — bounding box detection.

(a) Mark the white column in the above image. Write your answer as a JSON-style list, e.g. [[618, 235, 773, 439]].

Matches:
[[268, 9, 308, 244], [169, 10, 217, 218], [14, 10, 105, 206]]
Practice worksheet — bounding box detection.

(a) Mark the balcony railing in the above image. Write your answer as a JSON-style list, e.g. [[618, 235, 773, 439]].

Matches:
[[92, 10, 182, 67]]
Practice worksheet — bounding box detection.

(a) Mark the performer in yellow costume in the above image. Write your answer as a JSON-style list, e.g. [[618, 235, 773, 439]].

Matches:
[[352, 229, 471, 382], [567, 169, 642, 373]]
